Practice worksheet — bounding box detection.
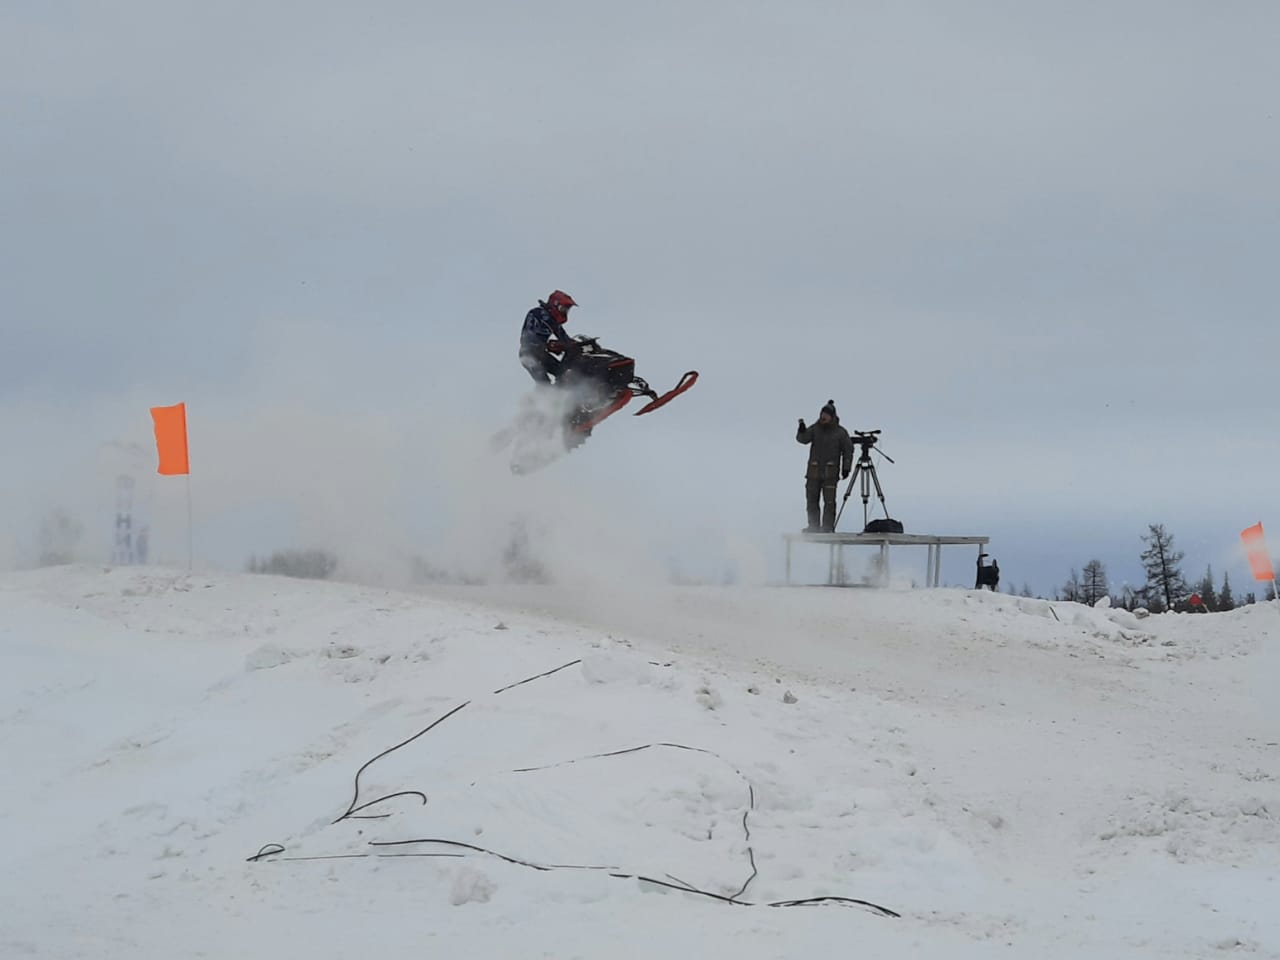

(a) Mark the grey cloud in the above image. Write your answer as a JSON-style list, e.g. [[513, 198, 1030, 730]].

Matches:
[[3, 1, 1277, 593]]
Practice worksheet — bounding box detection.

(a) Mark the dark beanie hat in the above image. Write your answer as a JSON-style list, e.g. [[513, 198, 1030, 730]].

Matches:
[[821, 399, 837, 418]]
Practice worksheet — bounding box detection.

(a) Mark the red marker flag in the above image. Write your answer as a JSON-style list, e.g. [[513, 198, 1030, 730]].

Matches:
[[1240, 522, 1274, 582], [150, 403, 190, 476]]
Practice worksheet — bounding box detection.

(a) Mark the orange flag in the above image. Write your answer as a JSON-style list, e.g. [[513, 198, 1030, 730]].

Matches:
[[1240, 522, 1274, 582], [150, 403, 190, 476]]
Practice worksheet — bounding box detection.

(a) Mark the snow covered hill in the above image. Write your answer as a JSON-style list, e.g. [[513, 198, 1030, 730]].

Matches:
[[2, 566, 1277, 959]]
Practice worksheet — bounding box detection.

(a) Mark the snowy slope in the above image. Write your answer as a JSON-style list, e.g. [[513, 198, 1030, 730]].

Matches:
[[1, 566, 1277, 959]]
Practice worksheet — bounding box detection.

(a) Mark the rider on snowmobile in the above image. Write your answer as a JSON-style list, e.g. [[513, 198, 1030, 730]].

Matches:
[[519, 290, 577, 384], [499, 290, 699, 473]]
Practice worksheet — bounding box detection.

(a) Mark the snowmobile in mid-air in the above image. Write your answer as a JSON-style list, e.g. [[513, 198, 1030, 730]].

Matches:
[[493, 335, 698, 474]]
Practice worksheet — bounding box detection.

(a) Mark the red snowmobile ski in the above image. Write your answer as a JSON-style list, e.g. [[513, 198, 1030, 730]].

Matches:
[[500, 336, 698, 474]]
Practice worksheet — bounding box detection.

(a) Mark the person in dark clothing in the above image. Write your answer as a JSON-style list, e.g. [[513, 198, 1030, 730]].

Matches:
[[519, 290, 577, 384], [796, 400, 854, 533], [976, 554, 1000, 591]]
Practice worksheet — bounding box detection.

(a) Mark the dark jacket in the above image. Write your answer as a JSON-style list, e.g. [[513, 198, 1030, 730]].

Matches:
[[797, 417, 854, 480], [520, 305, 561, 352]]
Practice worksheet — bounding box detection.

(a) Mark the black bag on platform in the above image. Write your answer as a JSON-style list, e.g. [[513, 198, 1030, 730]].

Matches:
[[864, 518, 904, 534]]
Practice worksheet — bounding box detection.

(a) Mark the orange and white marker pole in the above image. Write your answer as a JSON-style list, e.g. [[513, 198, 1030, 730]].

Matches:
[[150, 402, 192, 571], [1241, 522, 1278, 611]]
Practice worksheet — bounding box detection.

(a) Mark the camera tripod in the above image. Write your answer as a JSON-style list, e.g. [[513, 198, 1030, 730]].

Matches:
[[834, 430, 894, 532]]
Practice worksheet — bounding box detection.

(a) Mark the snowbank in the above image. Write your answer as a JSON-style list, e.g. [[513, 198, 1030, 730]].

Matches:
[[1, 566, 1276, 958]]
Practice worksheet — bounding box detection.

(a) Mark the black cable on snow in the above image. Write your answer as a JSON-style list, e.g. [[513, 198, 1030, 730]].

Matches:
[[491, 659, 582, 694], [331, 700, 470, 824], [245, 847, 466, 864], [617, 873, 743, 904], [248, 838, 899, 917], [663, 872, 699, 891], [342, 790, 428, 819], [729, 846, 758, 901], [252, 658, 900, 919], [512, 740, 719, 773], [768, 896, 901, 917], [248, 843, 285, 862], [729, 784, 758, 899], [513, 741, 759, 900], [329, 659, 583, 822], [369, 837, 618, 872]]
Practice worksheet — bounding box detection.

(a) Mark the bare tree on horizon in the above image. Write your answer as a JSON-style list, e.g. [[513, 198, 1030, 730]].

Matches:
[[1140, 524, 1188, 611]]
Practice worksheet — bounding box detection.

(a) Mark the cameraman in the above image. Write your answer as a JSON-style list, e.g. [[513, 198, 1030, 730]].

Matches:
[[796, 400, 854, 533]]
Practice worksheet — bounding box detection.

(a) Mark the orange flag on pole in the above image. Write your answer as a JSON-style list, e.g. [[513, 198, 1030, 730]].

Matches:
[[150, 403, 190, 475], [1240, 522, 1274, 582]]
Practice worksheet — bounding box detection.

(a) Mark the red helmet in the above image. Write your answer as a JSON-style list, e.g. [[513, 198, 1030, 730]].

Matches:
[[545, 290, 577, 323]]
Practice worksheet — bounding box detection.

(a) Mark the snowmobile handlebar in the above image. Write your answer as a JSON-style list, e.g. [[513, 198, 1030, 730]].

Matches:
[[547, 336, 591, 356]]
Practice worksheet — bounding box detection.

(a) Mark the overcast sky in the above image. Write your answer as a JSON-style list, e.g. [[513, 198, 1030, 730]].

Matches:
[[3, 1, 1278, 595]]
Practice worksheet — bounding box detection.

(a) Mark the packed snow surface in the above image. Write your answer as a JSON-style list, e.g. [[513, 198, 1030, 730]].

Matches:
[[2, 566, 1278, 958]]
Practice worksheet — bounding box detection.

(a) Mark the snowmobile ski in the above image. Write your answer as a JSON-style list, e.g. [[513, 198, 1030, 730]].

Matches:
[[634, 371, 699, 416]]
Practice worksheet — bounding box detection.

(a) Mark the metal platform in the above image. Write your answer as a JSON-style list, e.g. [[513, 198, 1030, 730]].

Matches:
[[783, 532, 990, 587]]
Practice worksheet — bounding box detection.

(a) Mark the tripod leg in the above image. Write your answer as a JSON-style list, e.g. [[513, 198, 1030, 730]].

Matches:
[[866, 463, 890, 518], [834, 464, 862, 530], [860, 463, 873, 527]]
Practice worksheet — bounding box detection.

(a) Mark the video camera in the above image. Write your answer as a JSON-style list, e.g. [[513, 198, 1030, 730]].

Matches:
[[850, 429, 893, 465], [852, 429, 882, 448]]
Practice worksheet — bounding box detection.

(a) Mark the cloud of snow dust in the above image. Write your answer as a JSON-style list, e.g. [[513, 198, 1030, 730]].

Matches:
[[0, 317, 753, 595], [422, 386, 689, 592], [0, 389, 423, 579]]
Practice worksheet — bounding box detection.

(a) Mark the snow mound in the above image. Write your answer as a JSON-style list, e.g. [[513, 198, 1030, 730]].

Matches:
[[1096, 790, 1278, 862], [579, 650, 658, 686], [450, 865, 497, 905], [2, 566, 1277, 958]]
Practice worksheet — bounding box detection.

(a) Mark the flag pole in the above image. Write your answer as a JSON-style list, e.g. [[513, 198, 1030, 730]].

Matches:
[[185, 473, 193, 572], [149, 401, 192, 573]]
